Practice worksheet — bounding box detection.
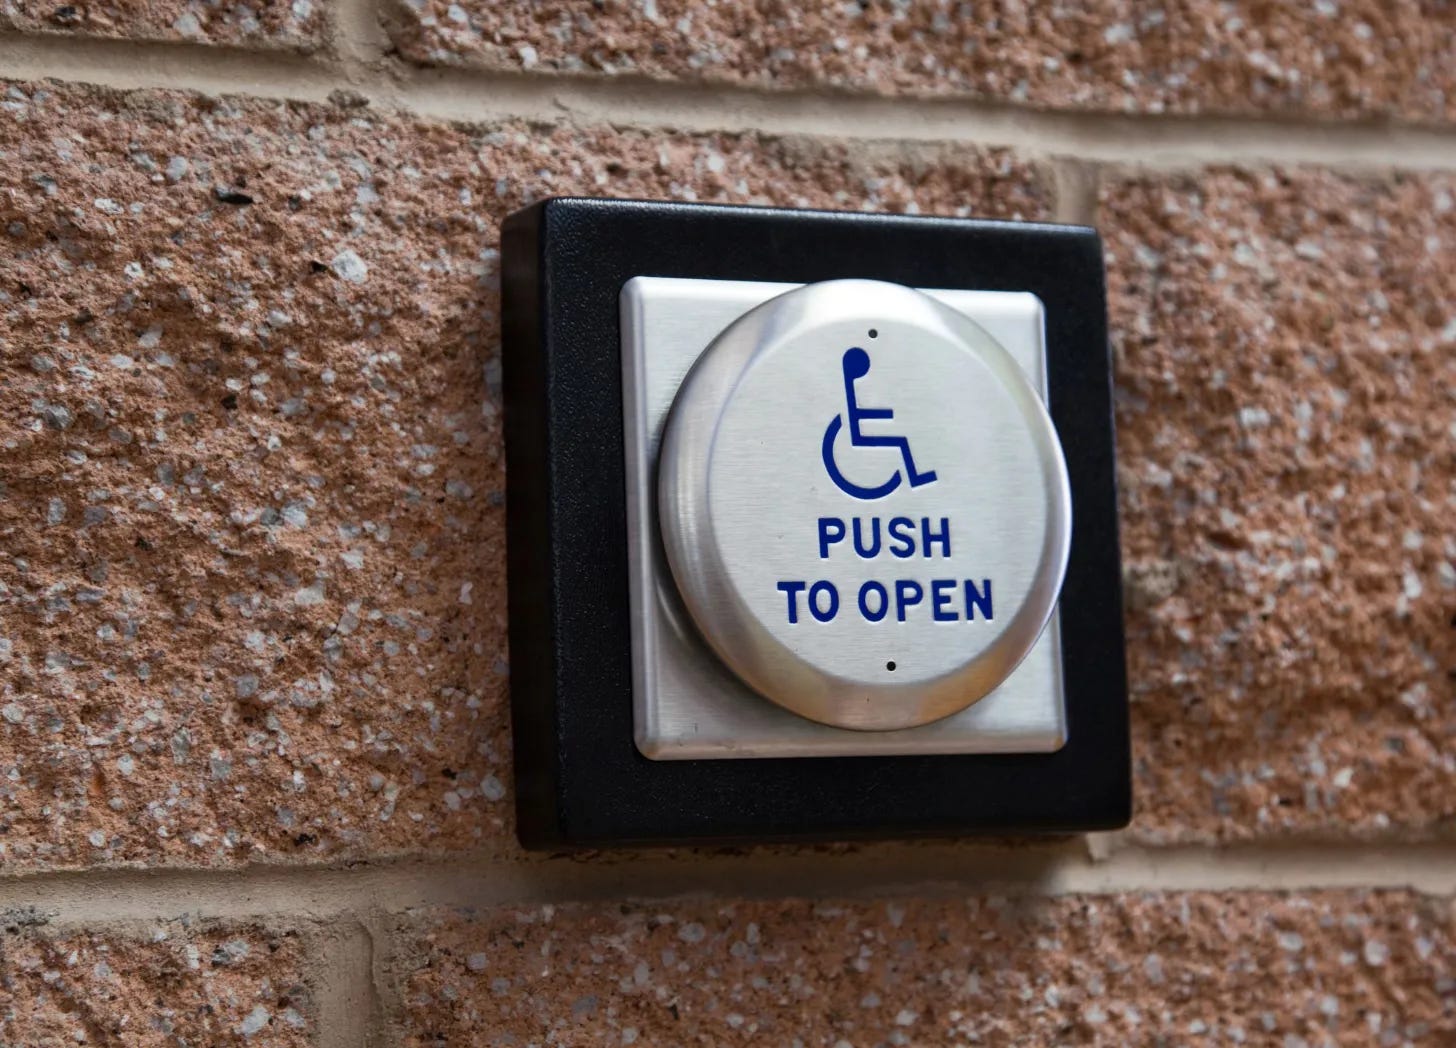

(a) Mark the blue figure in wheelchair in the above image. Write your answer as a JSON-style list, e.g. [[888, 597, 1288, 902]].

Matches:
[[821, 346, 938, 500]]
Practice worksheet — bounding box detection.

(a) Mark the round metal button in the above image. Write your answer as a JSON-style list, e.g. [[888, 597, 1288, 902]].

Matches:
[[657, 279, 1071, 731]]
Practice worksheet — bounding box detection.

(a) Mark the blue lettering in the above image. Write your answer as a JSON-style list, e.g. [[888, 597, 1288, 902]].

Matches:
[[965, 579, 994, 620], [857, 580, 888, 622], [852, 517, 882, 558], [888, 517, 916, 558], [817, 518, 845, 559], [894, 580, 923, 622], [808, 581, 839, 622], [931, 578, 958, 621], [921, 517, 951, 558], [777, 580, 806, 623]]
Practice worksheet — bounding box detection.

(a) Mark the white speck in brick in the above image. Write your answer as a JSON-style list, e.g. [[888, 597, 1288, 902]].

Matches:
[[459, 581, 473, 605], [467, 952, 488, 972], [294, 582, 326, 607], [164, 155, 189, 181], [40, 402, 73, 429], [214, 940, 251, 964], [239, 1004, 270, 1037], [1401, 571, 1422, 599], [1238, 406, 1270, 429], [517, 44, 539, 68], [1399, 682, 1428, 712], [443, 790, 461, 811], [210, 755, 233, 781], [292, 0, 311, 19], [117, 754, 135, 777], [1, 703, 23, 724], [137, 326, 163, 349], [46, 498, 66, 525], [895, 1009, 919, 1026], [341, 549, 364, 570], [282, 503, 309, 528], [330, 249, 368, 283], [1363, 939, 1389, 966], [94, 198, 123, 215], [480, 774, 505, 801], [678, 922, 706, 943], [87, 829, 106, 847], [1277, 931, 1304, 952], [235, 674, 259, 699]]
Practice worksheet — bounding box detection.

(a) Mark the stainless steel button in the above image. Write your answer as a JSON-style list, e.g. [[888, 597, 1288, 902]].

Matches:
[[656, 279, 1072, 732]]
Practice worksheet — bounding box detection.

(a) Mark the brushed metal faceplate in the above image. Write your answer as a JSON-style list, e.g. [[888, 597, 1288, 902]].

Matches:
[[621, 277, 1067, 760]]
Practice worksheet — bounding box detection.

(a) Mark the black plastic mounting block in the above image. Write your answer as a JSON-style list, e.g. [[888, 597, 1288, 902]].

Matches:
[[501, 197, 1130, 850]]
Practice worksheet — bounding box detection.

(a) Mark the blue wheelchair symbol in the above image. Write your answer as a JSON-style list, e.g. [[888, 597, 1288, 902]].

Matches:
[[821, 347, 937, 501]]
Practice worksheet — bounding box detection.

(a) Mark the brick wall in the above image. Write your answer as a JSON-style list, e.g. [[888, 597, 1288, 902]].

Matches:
[[1, 2, 1453, 1044]]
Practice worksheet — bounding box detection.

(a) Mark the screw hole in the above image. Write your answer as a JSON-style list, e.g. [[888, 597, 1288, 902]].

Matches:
[[885, 661, 896, 671], [868, 328, 878, 339]]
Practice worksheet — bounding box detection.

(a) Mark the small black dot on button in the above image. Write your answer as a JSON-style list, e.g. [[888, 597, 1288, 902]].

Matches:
[[868, 328, 878, 338], [885, 661, 896, 671]]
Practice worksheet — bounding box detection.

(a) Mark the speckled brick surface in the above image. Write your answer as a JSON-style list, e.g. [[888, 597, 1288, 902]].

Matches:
[[1106, 168, 1456, 843], [392, 892, 1456, 1045], [0, 80, 1050, 872], [0, 0, 323, 49], [386, 0, 1456, 123], [0, 915, 312, 1045]]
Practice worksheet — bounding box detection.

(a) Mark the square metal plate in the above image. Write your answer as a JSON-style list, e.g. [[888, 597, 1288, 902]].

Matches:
[[622, 278, 1067, 759]]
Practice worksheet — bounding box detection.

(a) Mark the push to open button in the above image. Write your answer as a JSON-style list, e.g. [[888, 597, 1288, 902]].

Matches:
[[656, 279, 1072, 732]]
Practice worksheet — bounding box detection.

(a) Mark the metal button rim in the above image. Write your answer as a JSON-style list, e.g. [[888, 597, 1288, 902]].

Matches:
[[656, 279, 1072, 731]]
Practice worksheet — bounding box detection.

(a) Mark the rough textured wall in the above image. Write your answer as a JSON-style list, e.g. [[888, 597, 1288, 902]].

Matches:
[[0, 2, 1454, 1044]]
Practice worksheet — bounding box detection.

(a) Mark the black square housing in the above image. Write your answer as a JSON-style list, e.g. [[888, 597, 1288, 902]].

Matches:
[[501, 198, 1130, 849]]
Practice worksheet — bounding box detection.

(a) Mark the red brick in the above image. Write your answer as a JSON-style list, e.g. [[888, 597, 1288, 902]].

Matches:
[[0, 916, 313, 1046], [0, 0, 323, 49], [392, 892, 1456, 1045], [387, 0, 1456, 123], [1104, 167, 1456, 842], [0, 80, 1049, 870]]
